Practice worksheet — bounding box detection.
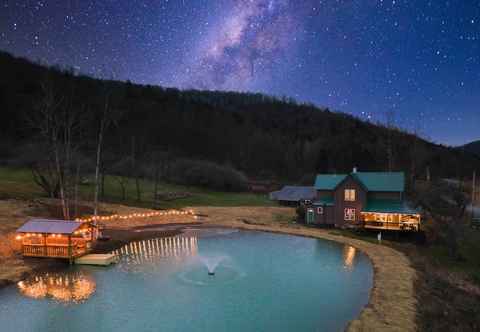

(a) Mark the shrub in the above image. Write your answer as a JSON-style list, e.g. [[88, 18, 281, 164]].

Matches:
[[167, 159, 248, 192], [296, 204, 306, 223], [418, 181, 469, 260]]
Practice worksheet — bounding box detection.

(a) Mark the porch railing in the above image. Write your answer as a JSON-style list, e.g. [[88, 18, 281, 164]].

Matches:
[[22, 244, 87, 258]]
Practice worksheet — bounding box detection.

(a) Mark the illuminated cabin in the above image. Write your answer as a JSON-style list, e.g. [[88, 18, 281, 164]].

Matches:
[[305, 169, 421, 231], [16, 219, 96, 262]]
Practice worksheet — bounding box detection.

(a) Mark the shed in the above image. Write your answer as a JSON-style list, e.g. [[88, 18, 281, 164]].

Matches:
[[269, 186, 316, 205]]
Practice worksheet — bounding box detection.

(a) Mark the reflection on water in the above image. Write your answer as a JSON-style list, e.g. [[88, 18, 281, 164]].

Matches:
[[112, 236, 198, 265], [17, 271, 95, 303], [1, 231, 373, 332], [343, 245, 357, 270]]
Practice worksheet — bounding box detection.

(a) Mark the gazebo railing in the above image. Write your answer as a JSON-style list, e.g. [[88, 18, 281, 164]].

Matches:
[[22, 244, 87, 258]]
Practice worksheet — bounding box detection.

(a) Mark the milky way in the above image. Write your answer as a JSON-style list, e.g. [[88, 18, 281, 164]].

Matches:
[[0, 0, 479, 145], [179, 0, 305, 91]]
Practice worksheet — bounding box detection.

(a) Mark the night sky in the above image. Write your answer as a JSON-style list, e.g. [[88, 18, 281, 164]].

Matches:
[[0, 0, 479, 145]]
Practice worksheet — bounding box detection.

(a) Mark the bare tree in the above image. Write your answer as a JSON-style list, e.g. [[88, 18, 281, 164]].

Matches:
[[93, 88, 111, 217], [409, 119, 428, 190], [28, 144, 60, 198], [130, 136, 142, 202], [93, 79, 123, 217], [26, 75, 83, 220], [148, 149, 170, 208], [111, 157, 131, 201]]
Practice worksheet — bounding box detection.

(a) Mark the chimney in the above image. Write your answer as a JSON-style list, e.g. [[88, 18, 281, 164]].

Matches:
[[353, 167, 357, 173]]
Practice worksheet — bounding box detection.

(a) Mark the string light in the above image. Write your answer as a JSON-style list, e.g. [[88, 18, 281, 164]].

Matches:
[[74, 209, 197, 223]]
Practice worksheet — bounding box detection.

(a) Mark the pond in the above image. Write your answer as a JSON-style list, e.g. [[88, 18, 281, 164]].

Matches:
[[0, 228, 373, 332]]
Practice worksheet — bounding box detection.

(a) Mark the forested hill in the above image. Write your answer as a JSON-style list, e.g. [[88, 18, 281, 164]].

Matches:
[[0, 51, 478, 184], [461, 141, 480, 157]]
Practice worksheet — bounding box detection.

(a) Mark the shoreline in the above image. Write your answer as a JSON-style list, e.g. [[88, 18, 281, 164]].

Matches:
[[214, 225, 417, 332], [191, 206, 417, 332], [0, 205, 417, 332]]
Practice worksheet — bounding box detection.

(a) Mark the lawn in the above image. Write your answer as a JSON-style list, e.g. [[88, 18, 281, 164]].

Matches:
[[0, 167, 274, 209]]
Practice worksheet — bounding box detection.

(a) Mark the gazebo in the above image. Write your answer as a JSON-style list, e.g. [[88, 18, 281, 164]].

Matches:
[[16, 219, 95, 263]]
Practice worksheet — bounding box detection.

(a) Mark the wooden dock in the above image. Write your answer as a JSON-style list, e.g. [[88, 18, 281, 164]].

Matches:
[[75, 253, 117, 266]]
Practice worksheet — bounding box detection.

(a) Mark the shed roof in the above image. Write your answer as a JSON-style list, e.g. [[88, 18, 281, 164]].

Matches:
[[314, 172, 405, 192], [362, 199, 419, 214], [16, 219, 84, 234], [269, 186, 316, 202]]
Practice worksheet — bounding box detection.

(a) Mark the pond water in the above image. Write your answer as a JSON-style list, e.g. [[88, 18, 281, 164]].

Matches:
[[0, 229, 373, 332]]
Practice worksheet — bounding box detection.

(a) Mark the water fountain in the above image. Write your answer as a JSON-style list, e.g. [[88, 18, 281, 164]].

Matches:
[[200, 255, 226, 276]]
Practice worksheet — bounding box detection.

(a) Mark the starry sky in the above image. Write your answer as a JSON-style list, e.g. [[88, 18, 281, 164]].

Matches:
[[0, 0, 479, 145]]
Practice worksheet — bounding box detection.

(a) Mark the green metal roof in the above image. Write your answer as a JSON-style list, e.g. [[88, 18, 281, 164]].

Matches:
[[352, 172, 404, 192], [314, 172, 405, 192], [314, 174, 347, 190], [363, 199, 419, 214], [313, 197, 334, 206]]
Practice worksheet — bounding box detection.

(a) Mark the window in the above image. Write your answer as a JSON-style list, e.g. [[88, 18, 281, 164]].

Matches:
[[317, 207, 323, 214], [344, 189, 356, 201], [344, 208, 356, 221]]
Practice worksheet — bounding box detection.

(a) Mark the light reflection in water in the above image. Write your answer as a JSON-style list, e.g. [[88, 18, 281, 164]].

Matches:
[[343, 245, 357, 270], [17, 271, 95, 303], [112, 236, 198, 267]]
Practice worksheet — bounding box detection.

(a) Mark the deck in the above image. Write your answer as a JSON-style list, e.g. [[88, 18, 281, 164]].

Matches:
[[22, 244, 87, 258], [75, 253, 117, 266]]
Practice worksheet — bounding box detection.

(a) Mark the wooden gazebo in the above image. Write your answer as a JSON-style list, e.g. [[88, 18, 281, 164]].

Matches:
[[16, 219, 95, 263]]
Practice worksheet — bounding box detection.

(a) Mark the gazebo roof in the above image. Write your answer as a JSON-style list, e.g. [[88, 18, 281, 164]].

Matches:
[[16, 219, 84, 234]]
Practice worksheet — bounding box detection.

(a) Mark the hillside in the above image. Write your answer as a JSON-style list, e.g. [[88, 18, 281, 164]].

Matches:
[[462, 140, 480, 157], [0, 50, 479, 186]]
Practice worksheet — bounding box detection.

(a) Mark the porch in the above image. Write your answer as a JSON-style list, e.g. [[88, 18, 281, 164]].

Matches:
[[361, 199, 421, 231], [361, 212, 420, 231]]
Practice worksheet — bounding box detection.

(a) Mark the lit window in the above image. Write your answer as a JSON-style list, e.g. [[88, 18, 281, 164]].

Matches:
[[344, 189, 356, 201], [317, 207, 323, 214], [344, 208, 356, 221]]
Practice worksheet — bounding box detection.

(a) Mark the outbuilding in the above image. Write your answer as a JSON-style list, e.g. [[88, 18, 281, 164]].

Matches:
[[16, 219, 96, 263], [269, 186, 316, 206]]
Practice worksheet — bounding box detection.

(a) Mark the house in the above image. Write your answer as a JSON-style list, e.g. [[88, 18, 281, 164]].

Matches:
[[305, 168, 421, 231], [16, 219, 96, 263], [269, 186, 316, 206]]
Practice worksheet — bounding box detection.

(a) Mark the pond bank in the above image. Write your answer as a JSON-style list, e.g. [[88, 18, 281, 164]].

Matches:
[[192, 206, 417, 332], [0, 202, 417, 332]]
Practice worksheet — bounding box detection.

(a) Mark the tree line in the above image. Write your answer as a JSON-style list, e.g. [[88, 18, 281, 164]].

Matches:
[[0, 51, 479, 219]]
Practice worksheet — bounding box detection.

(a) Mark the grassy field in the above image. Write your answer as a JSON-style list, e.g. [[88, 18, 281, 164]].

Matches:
[[0, 167, 273, 209]]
